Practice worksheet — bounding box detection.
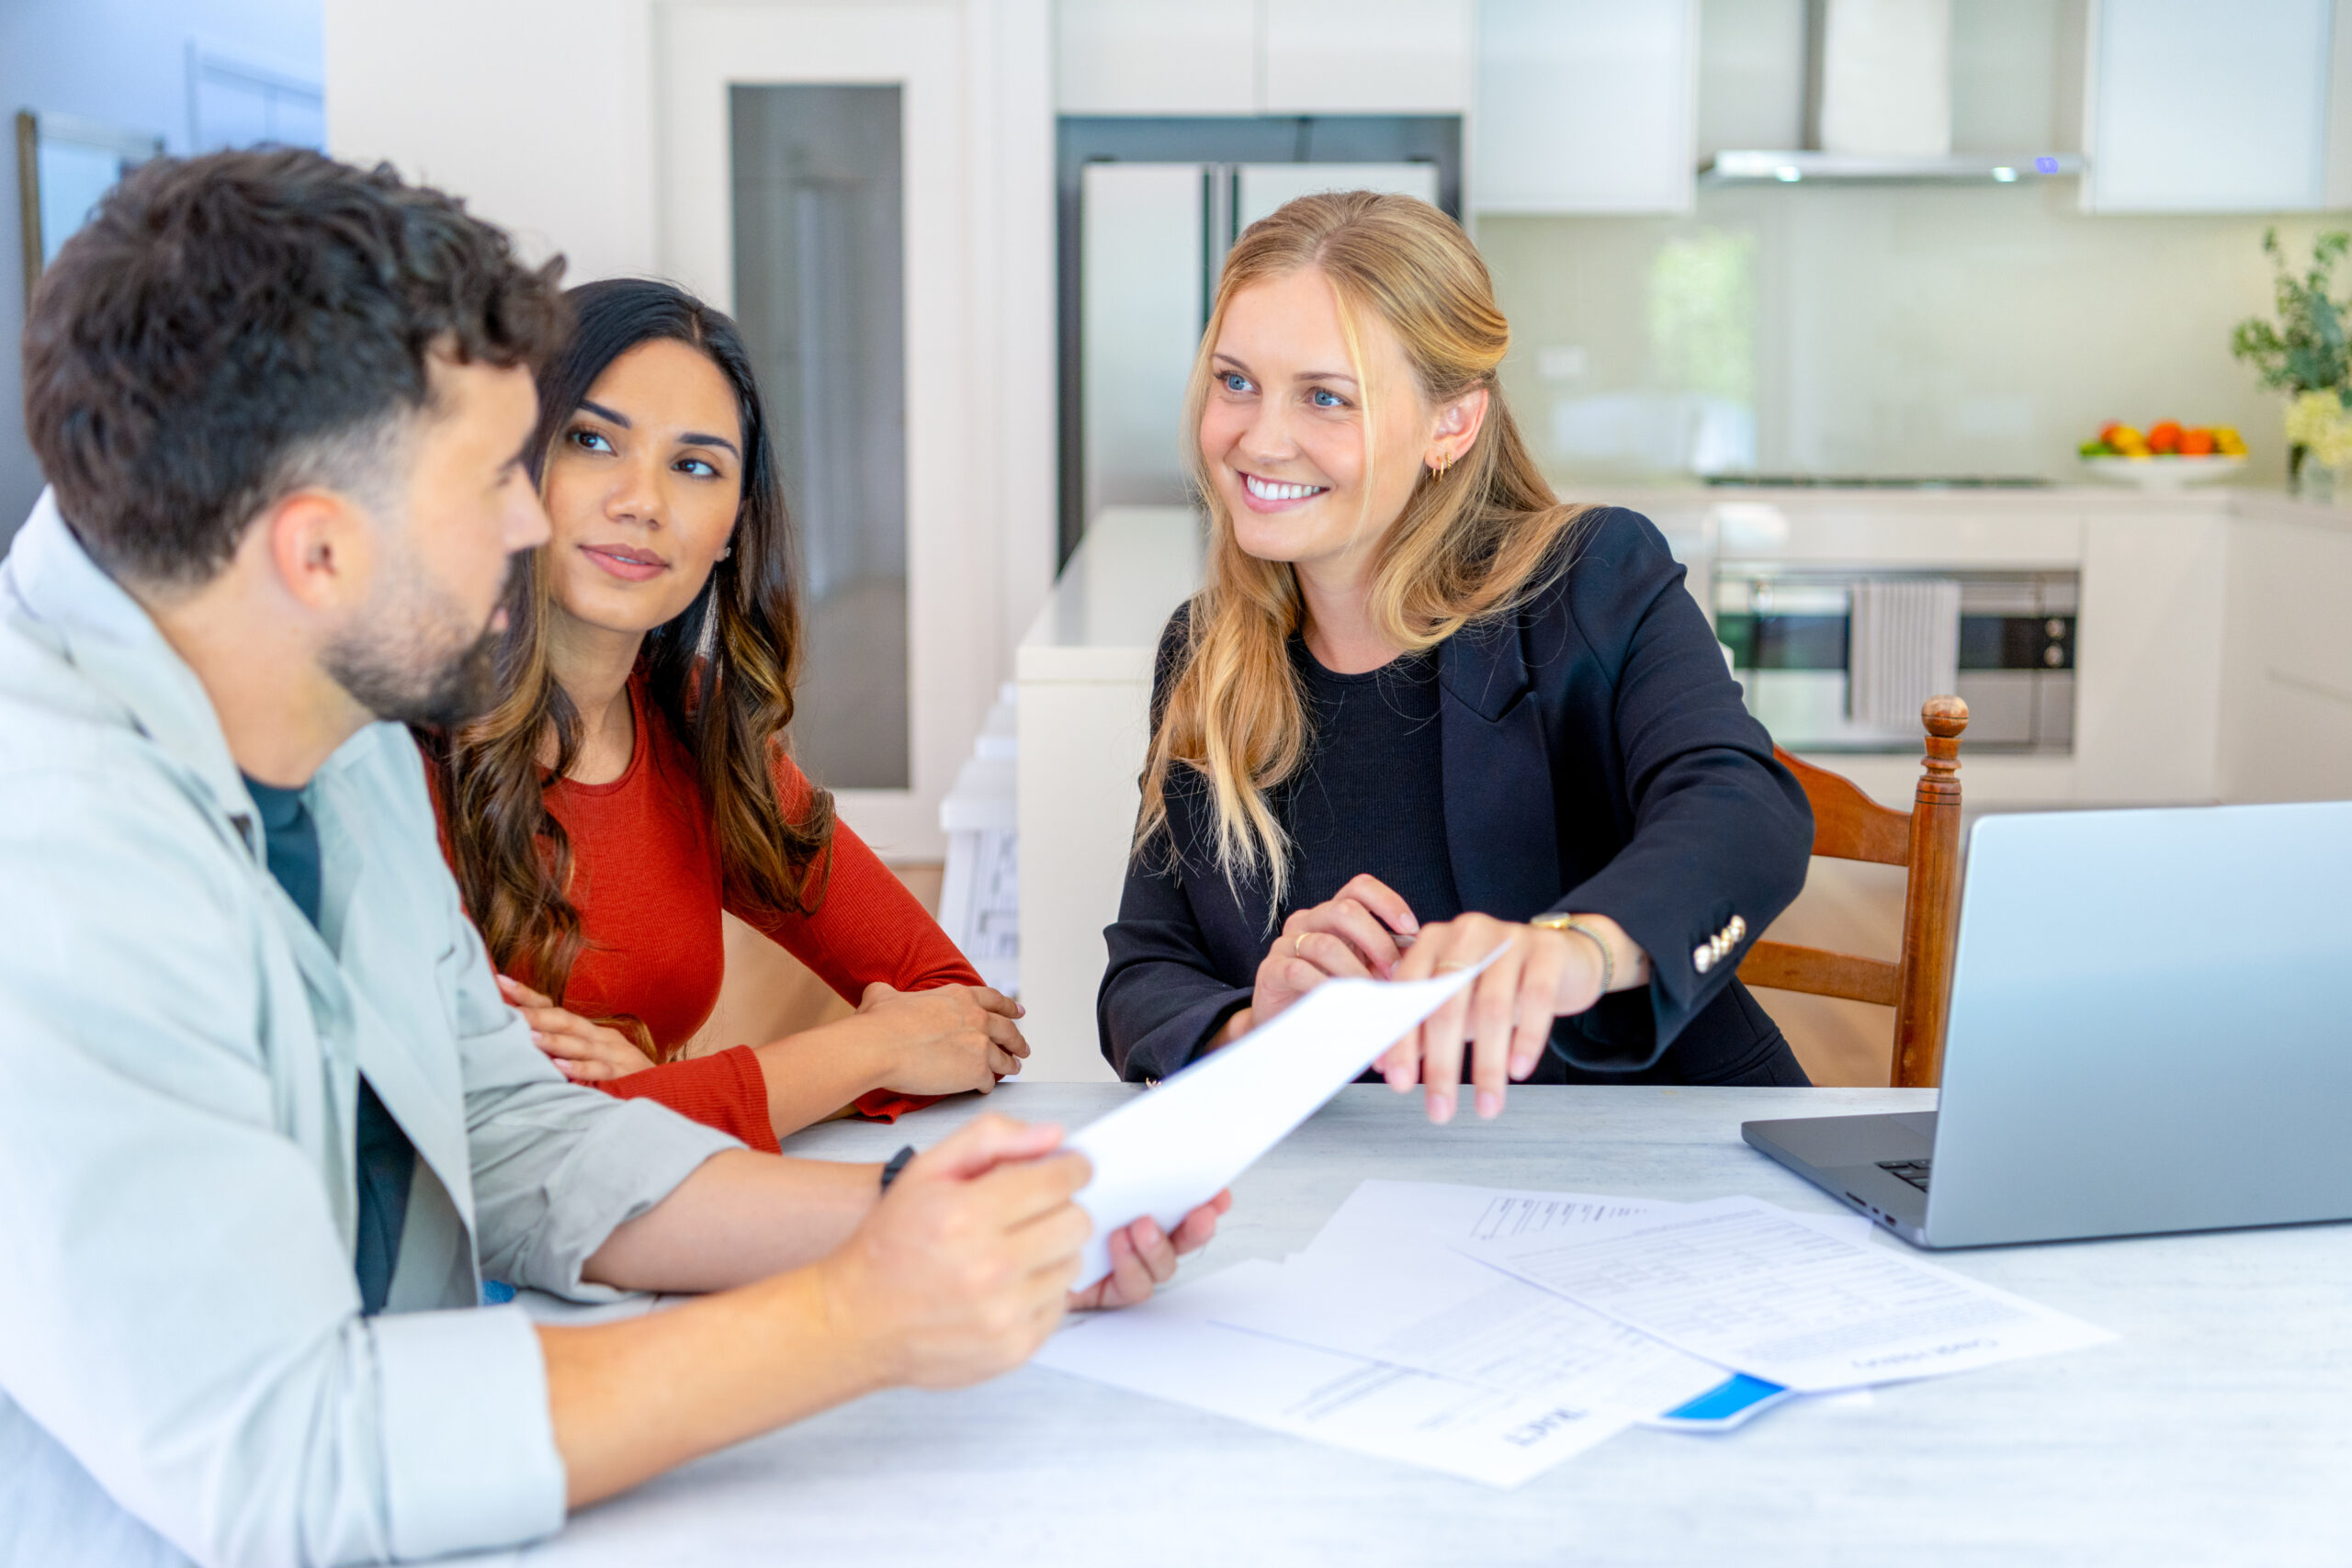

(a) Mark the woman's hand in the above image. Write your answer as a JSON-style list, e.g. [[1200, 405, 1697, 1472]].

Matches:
[[1218, 874, 1421, 1048], [856, 982, 1029, 1096], [1383, 913, 1623, 1124], [1068, 1190, 1234, 1312], [496, 975, 658, 1082]]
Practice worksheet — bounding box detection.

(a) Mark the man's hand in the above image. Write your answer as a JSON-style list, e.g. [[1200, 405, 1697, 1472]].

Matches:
[[815, 1114, 1090, 1387], [1069, 1190, 1233, 1310], [543, 1119, 1238, 1509]]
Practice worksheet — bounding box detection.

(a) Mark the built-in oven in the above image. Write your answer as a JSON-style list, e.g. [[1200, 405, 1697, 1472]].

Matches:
[[1713, 568, 2076, 753]]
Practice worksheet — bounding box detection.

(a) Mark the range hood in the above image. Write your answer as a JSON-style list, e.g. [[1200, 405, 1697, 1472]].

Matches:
[[1701, 151, 2084, 186], [1699, 2, 2083, 189]]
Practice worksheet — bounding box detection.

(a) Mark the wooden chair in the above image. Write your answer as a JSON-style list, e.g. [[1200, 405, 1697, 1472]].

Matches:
[[1736, 696, 1970, 1089]]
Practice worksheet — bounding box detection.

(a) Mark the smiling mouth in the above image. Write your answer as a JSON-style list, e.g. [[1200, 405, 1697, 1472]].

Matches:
[[1240, 472, 1329, 504], [580, 543, 669, 581]]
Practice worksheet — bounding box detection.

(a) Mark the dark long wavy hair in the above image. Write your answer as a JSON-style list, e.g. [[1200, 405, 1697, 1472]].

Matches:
[[424, 278, 833, 1031]]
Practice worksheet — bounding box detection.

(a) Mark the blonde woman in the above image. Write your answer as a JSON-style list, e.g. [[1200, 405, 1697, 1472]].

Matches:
[[1099, 192, 1815, 1122]]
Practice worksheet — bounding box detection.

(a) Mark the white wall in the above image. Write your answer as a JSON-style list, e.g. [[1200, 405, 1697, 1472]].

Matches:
[[323, 0, 656, 281], [1, 0, 325, 546], [323, 0, 1060, 856]]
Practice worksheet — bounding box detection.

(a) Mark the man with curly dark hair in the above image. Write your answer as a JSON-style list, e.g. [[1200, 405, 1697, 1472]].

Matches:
[[0, 149, 1207, 1568]]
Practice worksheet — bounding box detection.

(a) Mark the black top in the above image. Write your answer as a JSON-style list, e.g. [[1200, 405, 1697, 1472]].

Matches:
[[1097, 505, 1816, 1088], [245, 774, 414, 1317], [1283, 640, 1462, 929]]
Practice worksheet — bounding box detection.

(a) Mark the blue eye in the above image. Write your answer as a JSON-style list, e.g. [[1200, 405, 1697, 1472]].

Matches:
[[1311, 389, 1345, 409], [1221, 372, 1252, 394]]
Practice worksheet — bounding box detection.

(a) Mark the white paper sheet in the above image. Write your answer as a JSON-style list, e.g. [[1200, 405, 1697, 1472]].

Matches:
[[1463, 1195, 2117, 1393], [1068, 959, 1494, 1286], [1297, 1179, 1868, 1266], [1214, 1251, 1730, 1420], [1034, 1261, 1630, 1488], [1217, 1181, 1723, 1418], [1299, 1179, 1677, 1264], [1229, 1181, 1870, 1419]]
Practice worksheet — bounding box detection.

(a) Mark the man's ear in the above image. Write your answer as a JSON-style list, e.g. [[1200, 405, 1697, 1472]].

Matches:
[[1429, 386, 1491, 465], [260, 491, 372, 614]]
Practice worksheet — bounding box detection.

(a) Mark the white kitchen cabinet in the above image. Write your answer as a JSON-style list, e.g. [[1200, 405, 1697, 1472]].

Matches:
[[2219, 502, 2352, 801], [1055, 0, 1469, 117], [1261, 0, 1472, 114], [1054, 0, 1257, 115], [2084, 0, 2335, 212], [1473, 0, 1699, 214]]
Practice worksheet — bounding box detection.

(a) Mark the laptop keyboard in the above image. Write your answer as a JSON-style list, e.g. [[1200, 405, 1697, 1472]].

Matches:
[[1878, 1158, 1933, 1191]]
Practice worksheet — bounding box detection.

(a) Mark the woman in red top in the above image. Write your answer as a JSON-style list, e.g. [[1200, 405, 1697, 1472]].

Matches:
[[424, 278, 1022, 1149], [425, 278, 1221, 1306]]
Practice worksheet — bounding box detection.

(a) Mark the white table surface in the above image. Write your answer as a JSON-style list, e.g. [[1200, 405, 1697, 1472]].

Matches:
[[461, 1084, 2352, 1567]]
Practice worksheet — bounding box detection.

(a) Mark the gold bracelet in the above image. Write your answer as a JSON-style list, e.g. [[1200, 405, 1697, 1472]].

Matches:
[[1532, 912, 1612, 994]]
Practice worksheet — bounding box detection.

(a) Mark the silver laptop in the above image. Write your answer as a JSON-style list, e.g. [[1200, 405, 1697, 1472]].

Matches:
[[1743, 800, 2352, 1248]]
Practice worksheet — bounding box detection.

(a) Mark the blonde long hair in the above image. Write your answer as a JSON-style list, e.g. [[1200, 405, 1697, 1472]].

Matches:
[[1136, 191, 1592, 909]]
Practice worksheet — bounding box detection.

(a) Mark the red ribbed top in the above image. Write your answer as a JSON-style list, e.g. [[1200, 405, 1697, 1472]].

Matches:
[[429, 673, 978, 1153]]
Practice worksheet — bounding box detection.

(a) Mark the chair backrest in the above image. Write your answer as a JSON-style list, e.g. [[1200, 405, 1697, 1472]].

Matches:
[[1736, 696, 1969, 1088]]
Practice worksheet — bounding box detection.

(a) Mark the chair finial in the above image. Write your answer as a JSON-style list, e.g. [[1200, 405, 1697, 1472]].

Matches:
[[1921, 694, 1969, 739]]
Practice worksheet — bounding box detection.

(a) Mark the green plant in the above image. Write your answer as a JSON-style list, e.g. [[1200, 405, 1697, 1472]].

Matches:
[[2233, 228, 2352, 405]]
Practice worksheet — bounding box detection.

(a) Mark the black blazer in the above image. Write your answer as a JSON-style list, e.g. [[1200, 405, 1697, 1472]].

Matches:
[[1098, 506, 1815, 1087]]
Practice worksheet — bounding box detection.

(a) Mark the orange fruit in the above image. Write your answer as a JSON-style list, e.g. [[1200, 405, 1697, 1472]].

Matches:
[[2147, 420, 2184, 454], [2178, 428, 2216, 457]]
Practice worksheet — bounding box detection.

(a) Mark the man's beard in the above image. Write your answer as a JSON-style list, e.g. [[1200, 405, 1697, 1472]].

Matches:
[[322, 555, 509, 728]]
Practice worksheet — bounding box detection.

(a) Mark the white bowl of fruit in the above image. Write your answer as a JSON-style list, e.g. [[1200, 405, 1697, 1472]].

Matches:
[[2078, 421, 2248, 488]]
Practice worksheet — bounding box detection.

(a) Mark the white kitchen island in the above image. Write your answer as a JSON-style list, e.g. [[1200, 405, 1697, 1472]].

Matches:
[[1015, 508, 1203, 1082], [1012, 490, 2352, 1083]]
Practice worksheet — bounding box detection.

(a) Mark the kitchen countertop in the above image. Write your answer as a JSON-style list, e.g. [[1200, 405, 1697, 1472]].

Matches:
[[1015, 505, 1202, 682], [1010, 485, 2352, 822], [1019, 492, 2352, 681]]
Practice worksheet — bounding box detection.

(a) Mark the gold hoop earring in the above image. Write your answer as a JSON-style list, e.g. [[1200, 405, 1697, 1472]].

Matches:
[[1430, 451, 1453, 477]]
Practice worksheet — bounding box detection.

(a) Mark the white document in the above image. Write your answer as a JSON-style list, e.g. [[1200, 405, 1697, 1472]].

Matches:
[[1464, 1195, 2117, 1393], [1299, 1179, 1677, 1264], [1215, 1252, 1729, 1420], [1068, 959, 1494, 1287], [1298, 1178, 1867, 1266], [1220, 1181, 1724, 1418], [1035, 1261, 1629, 1488]]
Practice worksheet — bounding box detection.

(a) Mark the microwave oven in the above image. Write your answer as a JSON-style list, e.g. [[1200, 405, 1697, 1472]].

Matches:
[[1713, 568, 2075, 753]]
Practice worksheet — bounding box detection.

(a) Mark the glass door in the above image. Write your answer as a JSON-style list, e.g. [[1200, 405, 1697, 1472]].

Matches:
[[660, 1, 1004, 859], [731, 85, 909, 790]]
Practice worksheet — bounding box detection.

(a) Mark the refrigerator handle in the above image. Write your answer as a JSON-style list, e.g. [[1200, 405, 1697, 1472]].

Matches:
[[1201, 164, 1238, 327]]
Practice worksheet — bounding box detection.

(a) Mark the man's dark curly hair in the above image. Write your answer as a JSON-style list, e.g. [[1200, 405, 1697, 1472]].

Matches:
[[21, 147, 570, 586]]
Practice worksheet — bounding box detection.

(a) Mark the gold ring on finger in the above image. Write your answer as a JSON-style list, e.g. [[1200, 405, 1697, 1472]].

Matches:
[[1294, 934, 1307, 956]]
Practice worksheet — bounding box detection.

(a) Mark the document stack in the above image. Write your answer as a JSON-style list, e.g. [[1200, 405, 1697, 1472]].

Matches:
[[1039, 1179, 2115, 1489]]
